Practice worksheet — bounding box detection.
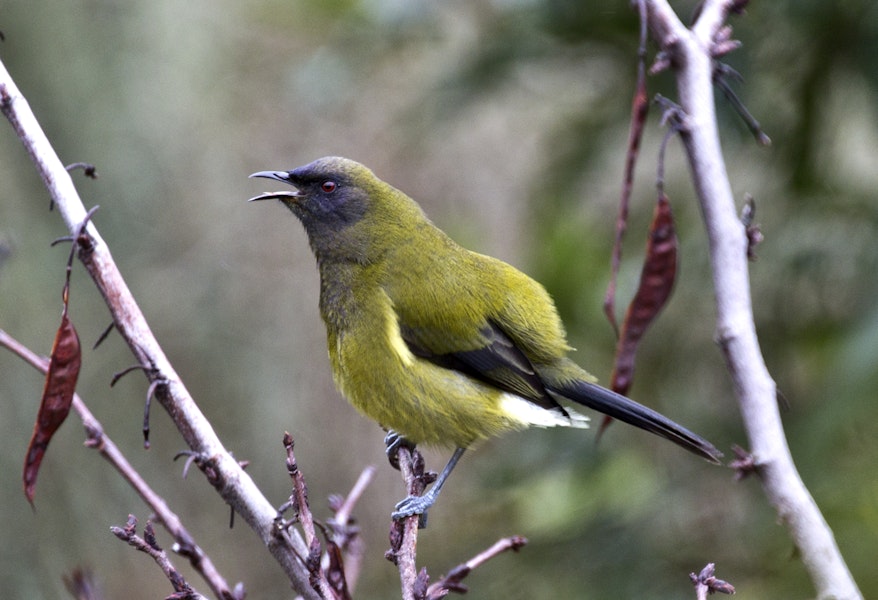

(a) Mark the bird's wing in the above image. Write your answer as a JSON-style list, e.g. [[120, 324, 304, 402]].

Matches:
[[384, 243, 573, 413], [399, 319, 568, 415]]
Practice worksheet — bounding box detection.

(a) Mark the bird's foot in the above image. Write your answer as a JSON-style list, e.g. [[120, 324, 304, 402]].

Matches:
[[384, 430, 416, 471], [390, 447, 465, 529], [392, 491, 436, 529]]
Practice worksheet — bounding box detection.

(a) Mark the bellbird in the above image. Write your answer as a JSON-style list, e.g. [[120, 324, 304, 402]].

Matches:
[[250, 157, 722, 521]]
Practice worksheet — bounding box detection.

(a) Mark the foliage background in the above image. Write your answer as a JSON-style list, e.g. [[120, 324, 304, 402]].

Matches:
[[1, 1, 876, 598]]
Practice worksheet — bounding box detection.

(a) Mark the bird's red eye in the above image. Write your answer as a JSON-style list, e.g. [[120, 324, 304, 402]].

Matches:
[[321, 181, 337, 193]]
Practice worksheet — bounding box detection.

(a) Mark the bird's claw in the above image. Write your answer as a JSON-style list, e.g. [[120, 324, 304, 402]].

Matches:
[[384, 431, 416, 471], [392, 494, 433, 529]]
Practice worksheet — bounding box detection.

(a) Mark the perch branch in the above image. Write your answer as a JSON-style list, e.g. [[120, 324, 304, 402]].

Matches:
[[387, 445, 424, 600]]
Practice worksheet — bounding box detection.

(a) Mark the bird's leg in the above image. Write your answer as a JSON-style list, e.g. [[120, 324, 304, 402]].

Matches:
[[392, 447, 466, 526], [384, 430, 416, 471]]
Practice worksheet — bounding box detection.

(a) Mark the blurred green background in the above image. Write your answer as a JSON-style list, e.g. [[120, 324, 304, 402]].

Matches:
[[2, 1, 876, 598]]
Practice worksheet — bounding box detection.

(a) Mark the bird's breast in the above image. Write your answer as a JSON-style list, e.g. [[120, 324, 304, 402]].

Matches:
[[320, 283, 530, 447]]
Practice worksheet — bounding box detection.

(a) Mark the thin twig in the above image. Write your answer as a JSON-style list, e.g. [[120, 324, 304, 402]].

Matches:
[[282, 433, 319, 544], [332, 465, 376, 528], [426, 535, 528, 599], [110, 515, 207, 600], [279, 433, 336, 599], [65, 161, 99, 179], [0, 329, 241, 600], [327, 466, 375, 593]]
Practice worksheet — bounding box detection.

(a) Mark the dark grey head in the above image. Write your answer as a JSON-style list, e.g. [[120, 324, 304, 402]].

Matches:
[[250, 156, 378, 223], [250, 156, 391, 263]]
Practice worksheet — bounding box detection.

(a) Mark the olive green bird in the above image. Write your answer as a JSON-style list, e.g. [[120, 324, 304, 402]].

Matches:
[[250, 157, 722, 521]]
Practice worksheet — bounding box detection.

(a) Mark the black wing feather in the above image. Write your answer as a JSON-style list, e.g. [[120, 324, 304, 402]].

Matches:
[[400, 320, 568, 415]]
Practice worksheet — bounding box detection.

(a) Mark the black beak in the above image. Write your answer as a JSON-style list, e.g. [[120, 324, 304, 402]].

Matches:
[[249, 170, 291, 183], [248, 171, 302, 202]]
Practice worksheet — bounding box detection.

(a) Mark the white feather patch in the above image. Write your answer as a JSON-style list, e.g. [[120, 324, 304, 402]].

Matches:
[[499, 393, 590, 428]]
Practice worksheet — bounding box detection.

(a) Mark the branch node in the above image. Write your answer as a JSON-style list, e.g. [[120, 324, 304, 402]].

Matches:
[[173, 450, 219, 485], [740, 194, 763, 261], [65, 162, 99, 179], [649, 51, 672, 75], [0, 82, 12, 109], [689, 562, 736, 595], [729, 444, 758, 480], [654, 94, 690, 134], [82, 421, 105, 449], [711, 25, 741, 58]]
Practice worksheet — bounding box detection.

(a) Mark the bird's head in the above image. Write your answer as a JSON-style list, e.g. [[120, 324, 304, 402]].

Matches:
[[249, 156, 376, 225], [250, 156, 423, 264]]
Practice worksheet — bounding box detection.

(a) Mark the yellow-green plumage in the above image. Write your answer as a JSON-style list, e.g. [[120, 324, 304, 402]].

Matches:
[[250, 157, 721, 461], [309, 162, 585, 447], [324, 246, 584, 448]]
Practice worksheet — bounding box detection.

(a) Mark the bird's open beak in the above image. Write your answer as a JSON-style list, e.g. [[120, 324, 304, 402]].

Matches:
[[248, 171, 303, 202]]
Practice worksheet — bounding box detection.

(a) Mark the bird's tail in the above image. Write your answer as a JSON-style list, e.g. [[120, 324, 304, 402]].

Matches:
[[549, 378, 723, 464]]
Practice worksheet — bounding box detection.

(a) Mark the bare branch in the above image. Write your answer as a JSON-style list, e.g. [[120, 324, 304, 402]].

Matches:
[[0, 57, 319, 600], [643, 2, 862, 598]]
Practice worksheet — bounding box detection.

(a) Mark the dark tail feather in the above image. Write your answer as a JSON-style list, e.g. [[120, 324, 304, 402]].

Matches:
[[550, 380, 723, 464]]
